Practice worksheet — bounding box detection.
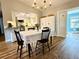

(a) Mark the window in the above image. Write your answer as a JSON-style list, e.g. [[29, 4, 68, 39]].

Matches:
[[67, 7, 79, 32]]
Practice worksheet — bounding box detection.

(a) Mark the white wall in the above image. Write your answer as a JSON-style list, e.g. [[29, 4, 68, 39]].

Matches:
[[0, 0, 42, 28]]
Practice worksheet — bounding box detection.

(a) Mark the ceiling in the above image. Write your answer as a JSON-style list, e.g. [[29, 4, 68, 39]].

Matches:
[[18, 0, 73, 10]]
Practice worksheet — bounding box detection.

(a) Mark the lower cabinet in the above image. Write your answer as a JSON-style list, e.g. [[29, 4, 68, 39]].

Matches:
[[4, 28, 16, 42]]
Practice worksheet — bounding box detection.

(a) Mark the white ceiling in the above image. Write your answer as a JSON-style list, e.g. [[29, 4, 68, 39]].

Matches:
[[18, 0, 73, 10]]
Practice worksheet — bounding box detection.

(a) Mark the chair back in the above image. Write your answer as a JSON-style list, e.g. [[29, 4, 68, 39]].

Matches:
[[41, 28, 50, 41], [14, 30, 24, 45]]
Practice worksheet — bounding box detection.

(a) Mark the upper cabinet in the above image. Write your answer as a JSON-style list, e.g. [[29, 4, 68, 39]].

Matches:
[[40, 16, 56, 36], [11, 12, 38, 28]]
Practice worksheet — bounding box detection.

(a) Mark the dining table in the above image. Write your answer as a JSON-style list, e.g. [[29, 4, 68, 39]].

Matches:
[[20, 30, 42, 57]]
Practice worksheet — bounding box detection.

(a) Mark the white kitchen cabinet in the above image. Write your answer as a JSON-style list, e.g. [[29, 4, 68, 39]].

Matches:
[[40, 16, 55, 36], [5, 28, 16, 43]]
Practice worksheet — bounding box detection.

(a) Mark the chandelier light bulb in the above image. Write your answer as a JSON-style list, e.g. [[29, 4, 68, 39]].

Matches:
[[44, 5, 47, 8], [34, 0, 36, 2], [37, 6, 39, 9], [49, 2, 52, 6], [50, 1, 51, 4], [32, 4, 35, 8]]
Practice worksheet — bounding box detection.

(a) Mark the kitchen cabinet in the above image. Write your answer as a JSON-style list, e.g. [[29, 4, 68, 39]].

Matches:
[[5, 28, 16, 42], [40, 16, 55, 36]]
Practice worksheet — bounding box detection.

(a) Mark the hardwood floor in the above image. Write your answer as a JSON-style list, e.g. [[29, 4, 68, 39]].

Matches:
[[58, 33, 79, 59], [0, 35, 5, 42], [0, 36, 64, 59], [0, 34, 79, 59]]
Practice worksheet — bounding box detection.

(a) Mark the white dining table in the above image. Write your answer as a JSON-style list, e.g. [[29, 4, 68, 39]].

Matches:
[[20, 30, 42, 57], [20, 30, 42, 47]]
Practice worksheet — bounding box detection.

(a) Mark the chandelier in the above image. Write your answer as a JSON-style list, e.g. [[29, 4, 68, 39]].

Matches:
[[32, 0, 52, 10]]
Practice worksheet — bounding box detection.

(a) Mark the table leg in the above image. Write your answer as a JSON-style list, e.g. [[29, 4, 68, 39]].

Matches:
[[50, 36, 52, 46], [28, 43, 32, 57]]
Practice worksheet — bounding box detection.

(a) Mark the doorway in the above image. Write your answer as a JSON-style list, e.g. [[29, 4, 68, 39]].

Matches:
[[67, 7, 79, 33], [57, 11, 67, 37]]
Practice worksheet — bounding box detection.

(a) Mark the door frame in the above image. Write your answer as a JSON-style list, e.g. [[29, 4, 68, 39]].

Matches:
[[56, 10, 67, 37]]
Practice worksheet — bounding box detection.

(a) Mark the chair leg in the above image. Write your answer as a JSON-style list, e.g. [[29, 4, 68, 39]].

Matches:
[[35, 41, 40, 55], [20, 45, 23, 59], [35, 41, 38, 51], [17, 45, 19, 53], [42, 43, 44, 54], [47, 42, 50, 51], [28, 43, 32, 57], [50, 36, 52, 46]]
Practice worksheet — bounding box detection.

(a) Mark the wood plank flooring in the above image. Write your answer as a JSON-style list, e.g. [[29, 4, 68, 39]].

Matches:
[[0, 34, 79, 59], [0, 36, 64, 59], [0, 35, 5, 42]]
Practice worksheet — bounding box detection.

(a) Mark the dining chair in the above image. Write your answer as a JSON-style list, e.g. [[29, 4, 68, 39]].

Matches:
[[35, 28, 50, 54], [14, 30, 32, 58], [14, 30, 24, 58]]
